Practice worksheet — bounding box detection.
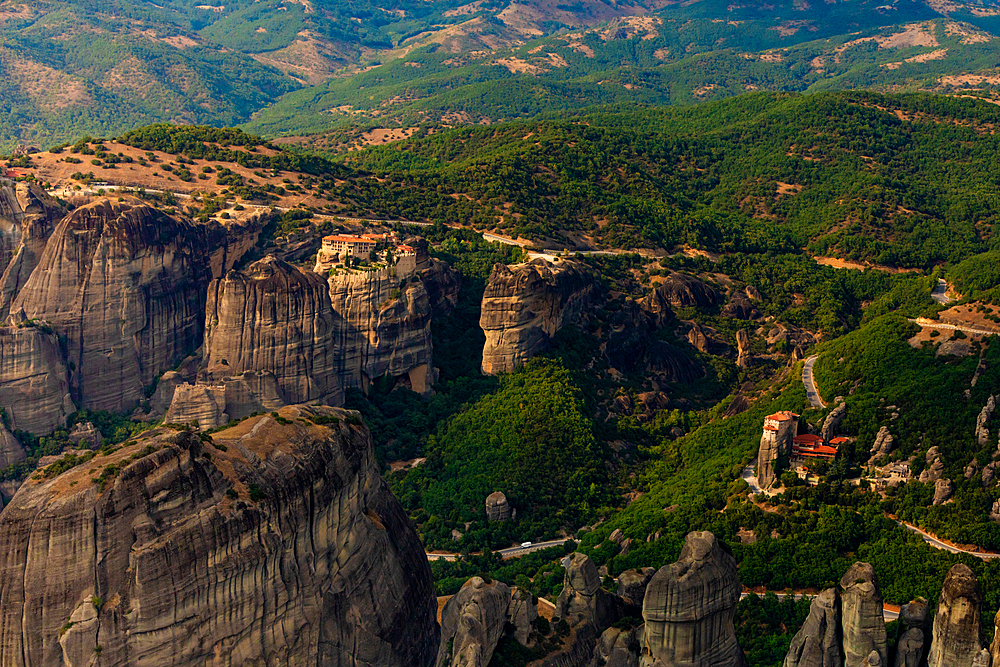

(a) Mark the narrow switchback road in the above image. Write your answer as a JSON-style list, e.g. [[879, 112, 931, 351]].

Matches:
[[802, 355, 825, 409]]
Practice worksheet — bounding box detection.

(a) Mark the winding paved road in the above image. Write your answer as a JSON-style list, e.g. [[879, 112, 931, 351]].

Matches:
[[802, 355, 825, 409], [931, 279, 955, 305], [895, 520, 1000, 560], [909, 318, 1000, 337]]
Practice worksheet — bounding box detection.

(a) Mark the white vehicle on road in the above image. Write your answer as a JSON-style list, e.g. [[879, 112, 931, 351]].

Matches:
[[520, 542, 532, 548]]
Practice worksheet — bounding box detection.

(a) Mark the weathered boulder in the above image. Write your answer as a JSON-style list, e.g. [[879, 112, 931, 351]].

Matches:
[[933, 478, 955, 505], [973, 649, 992, 667], [840, 562, 887, 667], [437, 577, 511, 667], [894, 629, 925, 667], [590, 626, 642, 667], [722, 292, 760, 320], [486, 491, 512, 522], [783, 588, 841, 667], [0, 323, 73, 434], [617, 568, 656, 607], [928, 563, 984, 667], [861, 650, 883, 667], [920, 458, 945, 484], [967, 459, 982, 480], [610, 529, 625, 544], [821, 402, 847, 443], [640, 531, 746, 667], [902, 597, 930, 630], [868, 427, 895, 465], [509, 587, 538, 646], [0, 405, 439, 666], [205, 255, 344, 406], [556, 553, 607, 627], [643, 273, 718, 319], [11, 199, 217, 413], [978, 396, 996, 445], [984, 462, 1000, 488], [480, 259, 596, 374], [67, 422, 101, 448]]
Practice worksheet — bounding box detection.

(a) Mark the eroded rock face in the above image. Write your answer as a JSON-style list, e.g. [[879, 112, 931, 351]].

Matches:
[[643, 273, 718, 324], [978, 396, 996, 446], [327, 261, 453, 396], [868, 427, 895, 465], [736, 330, 752, 369], [894, 629, 925, 667], [509, 587, 538, 646], [12, 199, 215, 413], [437, 577, 511, 667], [480, 259, 596, 374], [590, 626, 642, 667], [0, 181, 64, 320], [205, 256, 344, 406], [617, 568, 656, 608], [640, 531, 745, 667], [821, 402, 847, 443], [0, 324, 73, 434], [783, 588, 841, 667], [0, 405, 439, 667], [840, 562, 887, 667], [928, 564, 983, 667], [933, 478, 955, 506]]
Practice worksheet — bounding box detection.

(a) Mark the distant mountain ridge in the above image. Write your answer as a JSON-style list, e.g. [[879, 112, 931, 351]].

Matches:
[[6, 0, 1000, 148]]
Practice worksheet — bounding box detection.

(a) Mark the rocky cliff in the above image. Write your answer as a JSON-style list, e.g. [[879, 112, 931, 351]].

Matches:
[[11, 199, 219, 413], [437, 577, 511, 667], [480, 259, 596, 375], [0, 181, 64, 319], [0, 405, 439, 667], [640, 531, 745, 667], [204, 255, 343, 406], [783, 588, 841, 667], [928, 564, 984, 667], [327, 262, 447, 396], [0, 323, 74, 435]]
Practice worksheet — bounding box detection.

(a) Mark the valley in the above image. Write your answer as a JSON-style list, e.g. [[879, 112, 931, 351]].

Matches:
[[6, 0, 1000, 659]]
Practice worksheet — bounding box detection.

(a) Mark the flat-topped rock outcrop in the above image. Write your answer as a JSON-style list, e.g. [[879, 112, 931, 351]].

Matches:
[[204, 255, 343, 406], [11, 198, 216, 413], [480, 259, 596, 374], [0, 405, 439, 666]]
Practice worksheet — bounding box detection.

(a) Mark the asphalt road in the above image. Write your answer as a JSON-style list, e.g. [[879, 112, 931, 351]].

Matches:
[[931, 279, 955, 305], [802, 355, 826, 409], [426, 538, 568, 562], [896, 520, 1000, 560], [909, 318, 1000, 337]]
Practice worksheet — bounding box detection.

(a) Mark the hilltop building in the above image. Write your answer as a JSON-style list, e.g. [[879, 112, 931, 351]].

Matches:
[[791, 433, 839, 461], [757, 411, 799, 488], [321, 235, 378, 260]]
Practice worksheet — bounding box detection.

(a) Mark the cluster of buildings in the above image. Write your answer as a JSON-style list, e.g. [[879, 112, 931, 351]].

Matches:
[[319, 232, 415, 264], [756, 410, 852, 489]]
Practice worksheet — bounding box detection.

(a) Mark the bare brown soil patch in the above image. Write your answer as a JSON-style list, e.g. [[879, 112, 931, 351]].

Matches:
[[0, 52, 91, 110], [776, 182, 802, 195], [812, 256, 918, 273], [250, 33, 344, 85], [444, 1, 484, 17], [936, 303, 1000, 333], [496, 57, 542, 74]]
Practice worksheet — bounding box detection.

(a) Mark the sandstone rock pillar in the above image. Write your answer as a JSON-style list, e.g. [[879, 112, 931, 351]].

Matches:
[[782, 587, 840, 667], [840, 562, 887, 667], [929, 564, 984, 667]]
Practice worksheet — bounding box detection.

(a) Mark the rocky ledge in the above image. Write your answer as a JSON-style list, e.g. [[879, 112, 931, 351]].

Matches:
[[0, 405, 439, 667]]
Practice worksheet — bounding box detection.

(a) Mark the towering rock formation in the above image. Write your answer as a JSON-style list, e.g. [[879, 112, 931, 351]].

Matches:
[[928, 564, 984, 667], [757, 411, 798, 488], [977, 396, 996, 446], [640, 531, 746, 667], [869, 427, 895, 465], [617, 568, 656, 608], [736, 329, 753, 369], [11, 199, 216, 413], [0, 323, 74, 434], [0, 405, 439, 667], [840, 562, 887, 667], [480, 259, 596, 374], [0, 181, 64, 319], [508, 587, 538, 646], [327, 263, 440, 395], [204, 255, 343, 406], [436, 577, 511, 667], [555, 553, 621, 631], [783, 588, 841, 667]]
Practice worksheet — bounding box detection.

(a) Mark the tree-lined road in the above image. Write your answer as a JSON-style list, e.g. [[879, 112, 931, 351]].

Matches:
[[426, 538, 568, 562]]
